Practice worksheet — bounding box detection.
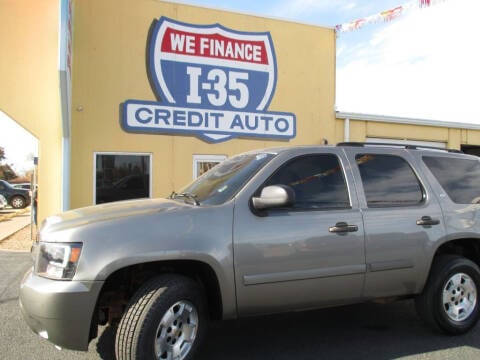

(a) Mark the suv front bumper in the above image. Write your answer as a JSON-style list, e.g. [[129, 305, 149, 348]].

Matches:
[[19, 268, 104, 351]]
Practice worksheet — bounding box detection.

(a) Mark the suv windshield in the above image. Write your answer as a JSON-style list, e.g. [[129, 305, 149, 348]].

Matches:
[[176, 152, 276, 205]]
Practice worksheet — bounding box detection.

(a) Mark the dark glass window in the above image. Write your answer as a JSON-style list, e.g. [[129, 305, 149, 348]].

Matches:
[[263, 154, 350, 210], [356, 154, 423, 207], [423, 156, 480, 204], [95, 154, 150, 204]]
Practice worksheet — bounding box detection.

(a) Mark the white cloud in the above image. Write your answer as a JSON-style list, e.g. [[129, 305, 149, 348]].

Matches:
[[336, 0, 480, 123]]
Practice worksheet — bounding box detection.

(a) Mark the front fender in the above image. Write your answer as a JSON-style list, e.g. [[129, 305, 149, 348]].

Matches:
[[73, 203, 236, 318]]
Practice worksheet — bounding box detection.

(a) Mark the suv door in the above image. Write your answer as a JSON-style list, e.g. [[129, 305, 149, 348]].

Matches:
[[233, 149, 366, 316], [344, 147, 446, 298]]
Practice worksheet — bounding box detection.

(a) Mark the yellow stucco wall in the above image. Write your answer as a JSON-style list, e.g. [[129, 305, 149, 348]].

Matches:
[[70, 0, 336, 208], [466, 130, 480, 145], [0, 0, 63, 222]]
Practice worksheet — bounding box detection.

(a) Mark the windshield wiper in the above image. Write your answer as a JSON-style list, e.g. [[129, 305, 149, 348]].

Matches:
[[169, 191, 200, 206]]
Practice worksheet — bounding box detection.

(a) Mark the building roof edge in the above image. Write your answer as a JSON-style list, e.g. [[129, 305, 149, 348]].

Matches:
[[336, 111, 480, 130], [158, 0, 335, 30]]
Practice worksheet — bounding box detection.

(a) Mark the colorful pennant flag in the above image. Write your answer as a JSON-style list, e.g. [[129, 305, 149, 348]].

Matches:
[[335, 0, 445, 33]]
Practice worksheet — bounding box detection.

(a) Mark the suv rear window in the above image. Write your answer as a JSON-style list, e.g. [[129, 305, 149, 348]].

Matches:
[[423, 156, 480, 204], [356, 154, 424, 208]]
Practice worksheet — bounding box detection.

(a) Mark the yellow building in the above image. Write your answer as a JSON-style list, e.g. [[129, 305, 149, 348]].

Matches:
[[1, 0, 64, 222], [335, 112, 480, 151], [2, 0, 480, 222]]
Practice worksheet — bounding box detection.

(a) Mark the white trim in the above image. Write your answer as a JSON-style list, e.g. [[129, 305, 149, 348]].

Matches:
[[62, 137, 70, 211], [59, 0, 72, 211], [59, 0, 72, 138], [336, 111, 480, 131], [344, 117, 350, 142], [93, 152, 153, 205], [192, 154, 227, 179]]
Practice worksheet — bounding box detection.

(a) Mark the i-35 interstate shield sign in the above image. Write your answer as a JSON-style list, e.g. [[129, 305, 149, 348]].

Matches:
[[123, 17, 296, 143]]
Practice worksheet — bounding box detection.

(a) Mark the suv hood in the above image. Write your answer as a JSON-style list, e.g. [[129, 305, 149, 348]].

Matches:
[[41, 198, 192, 233]]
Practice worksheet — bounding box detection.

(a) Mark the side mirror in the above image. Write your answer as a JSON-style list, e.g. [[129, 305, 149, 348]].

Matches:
[[251, 185, 294, 210]]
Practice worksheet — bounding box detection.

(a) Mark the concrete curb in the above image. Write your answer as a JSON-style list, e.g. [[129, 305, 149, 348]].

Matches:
[[0, 207, 28, 222]]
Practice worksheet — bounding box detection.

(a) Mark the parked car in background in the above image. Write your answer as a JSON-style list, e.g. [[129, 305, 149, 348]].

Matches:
[[0, 180, 31, 209], [0, 194, 7, 210], [13, 182, 36, 198], [13, 183, 32, 191]]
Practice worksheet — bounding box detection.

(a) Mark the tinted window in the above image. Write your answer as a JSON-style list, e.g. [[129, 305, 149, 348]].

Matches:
[[96, 154, 150, 204], [356, 154, 423, 207], [263, 154, 350, 210], [423, 156, 480, 204]]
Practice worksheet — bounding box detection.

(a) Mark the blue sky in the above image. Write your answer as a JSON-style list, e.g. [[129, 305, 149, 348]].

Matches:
[[170, 0, 480, 123]]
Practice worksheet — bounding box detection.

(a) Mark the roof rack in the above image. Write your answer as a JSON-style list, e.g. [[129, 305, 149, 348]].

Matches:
[[337, 142, 463, 153]]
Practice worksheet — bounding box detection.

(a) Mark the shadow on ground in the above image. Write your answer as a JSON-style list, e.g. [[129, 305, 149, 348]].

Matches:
[[94, 300, 480, 360]]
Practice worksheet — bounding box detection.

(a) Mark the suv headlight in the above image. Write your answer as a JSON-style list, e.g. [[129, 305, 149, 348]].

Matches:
[[35, 242, 83, 280]]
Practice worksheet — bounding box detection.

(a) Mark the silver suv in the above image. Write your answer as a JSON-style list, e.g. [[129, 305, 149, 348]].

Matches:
[[20, 143, 480, 359]]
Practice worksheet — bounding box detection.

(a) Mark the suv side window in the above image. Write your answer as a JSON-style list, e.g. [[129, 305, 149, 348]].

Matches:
[[355, 154, 424, 208], [263, 154, 350, 210], [423, 156, 480, 204]]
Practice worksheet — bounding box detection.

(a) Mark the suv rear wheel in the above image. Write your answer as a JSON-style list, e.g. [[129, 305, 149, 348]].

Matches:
[[416, 255, 480, 334], [115, 274, 207, 360]]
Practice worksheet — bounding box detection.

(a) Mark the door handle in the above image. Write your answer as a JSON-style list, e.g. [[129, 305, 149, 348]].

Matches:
[[416, 216, 440, 226], [329, 222, 359, 233]]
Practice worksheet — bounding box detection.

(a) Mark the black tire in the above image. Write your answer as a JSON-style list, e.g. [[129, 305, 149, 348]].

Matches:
[[115, 274, 207, 360], [415, 255, 480, 334], [10, 195, 26, 209]]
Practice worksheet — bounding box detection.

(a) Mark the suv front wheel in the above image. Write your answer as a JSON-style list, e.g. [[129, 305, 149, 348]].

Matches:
[[115, 274, 207, 360], [416, 255, 480, 334]]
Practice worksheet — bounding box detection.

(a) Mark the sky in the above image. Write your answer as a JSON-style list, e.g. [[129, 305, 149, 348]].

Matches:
[[0, 111, 38, 175], [1, 0, 479, 172], [169, 0, 480, 122]]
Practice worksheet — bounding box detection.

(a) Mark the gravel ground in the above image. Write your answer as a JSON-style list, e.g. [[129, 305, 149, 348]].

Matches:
[[0, 224, 36, 251]]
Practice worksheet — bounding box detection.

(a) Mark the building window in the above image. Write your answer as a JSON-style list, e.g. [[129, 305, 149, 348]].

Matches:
[[94, 153, 151, 204], [355, 154, 424, 208], [193, 155, 227, 179]]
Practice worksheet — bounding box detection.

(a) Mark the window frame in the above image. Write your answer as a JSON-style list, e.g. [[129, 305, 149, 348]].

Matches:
[[93, 152, 153, 205], [192, 154, 227, 180]]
